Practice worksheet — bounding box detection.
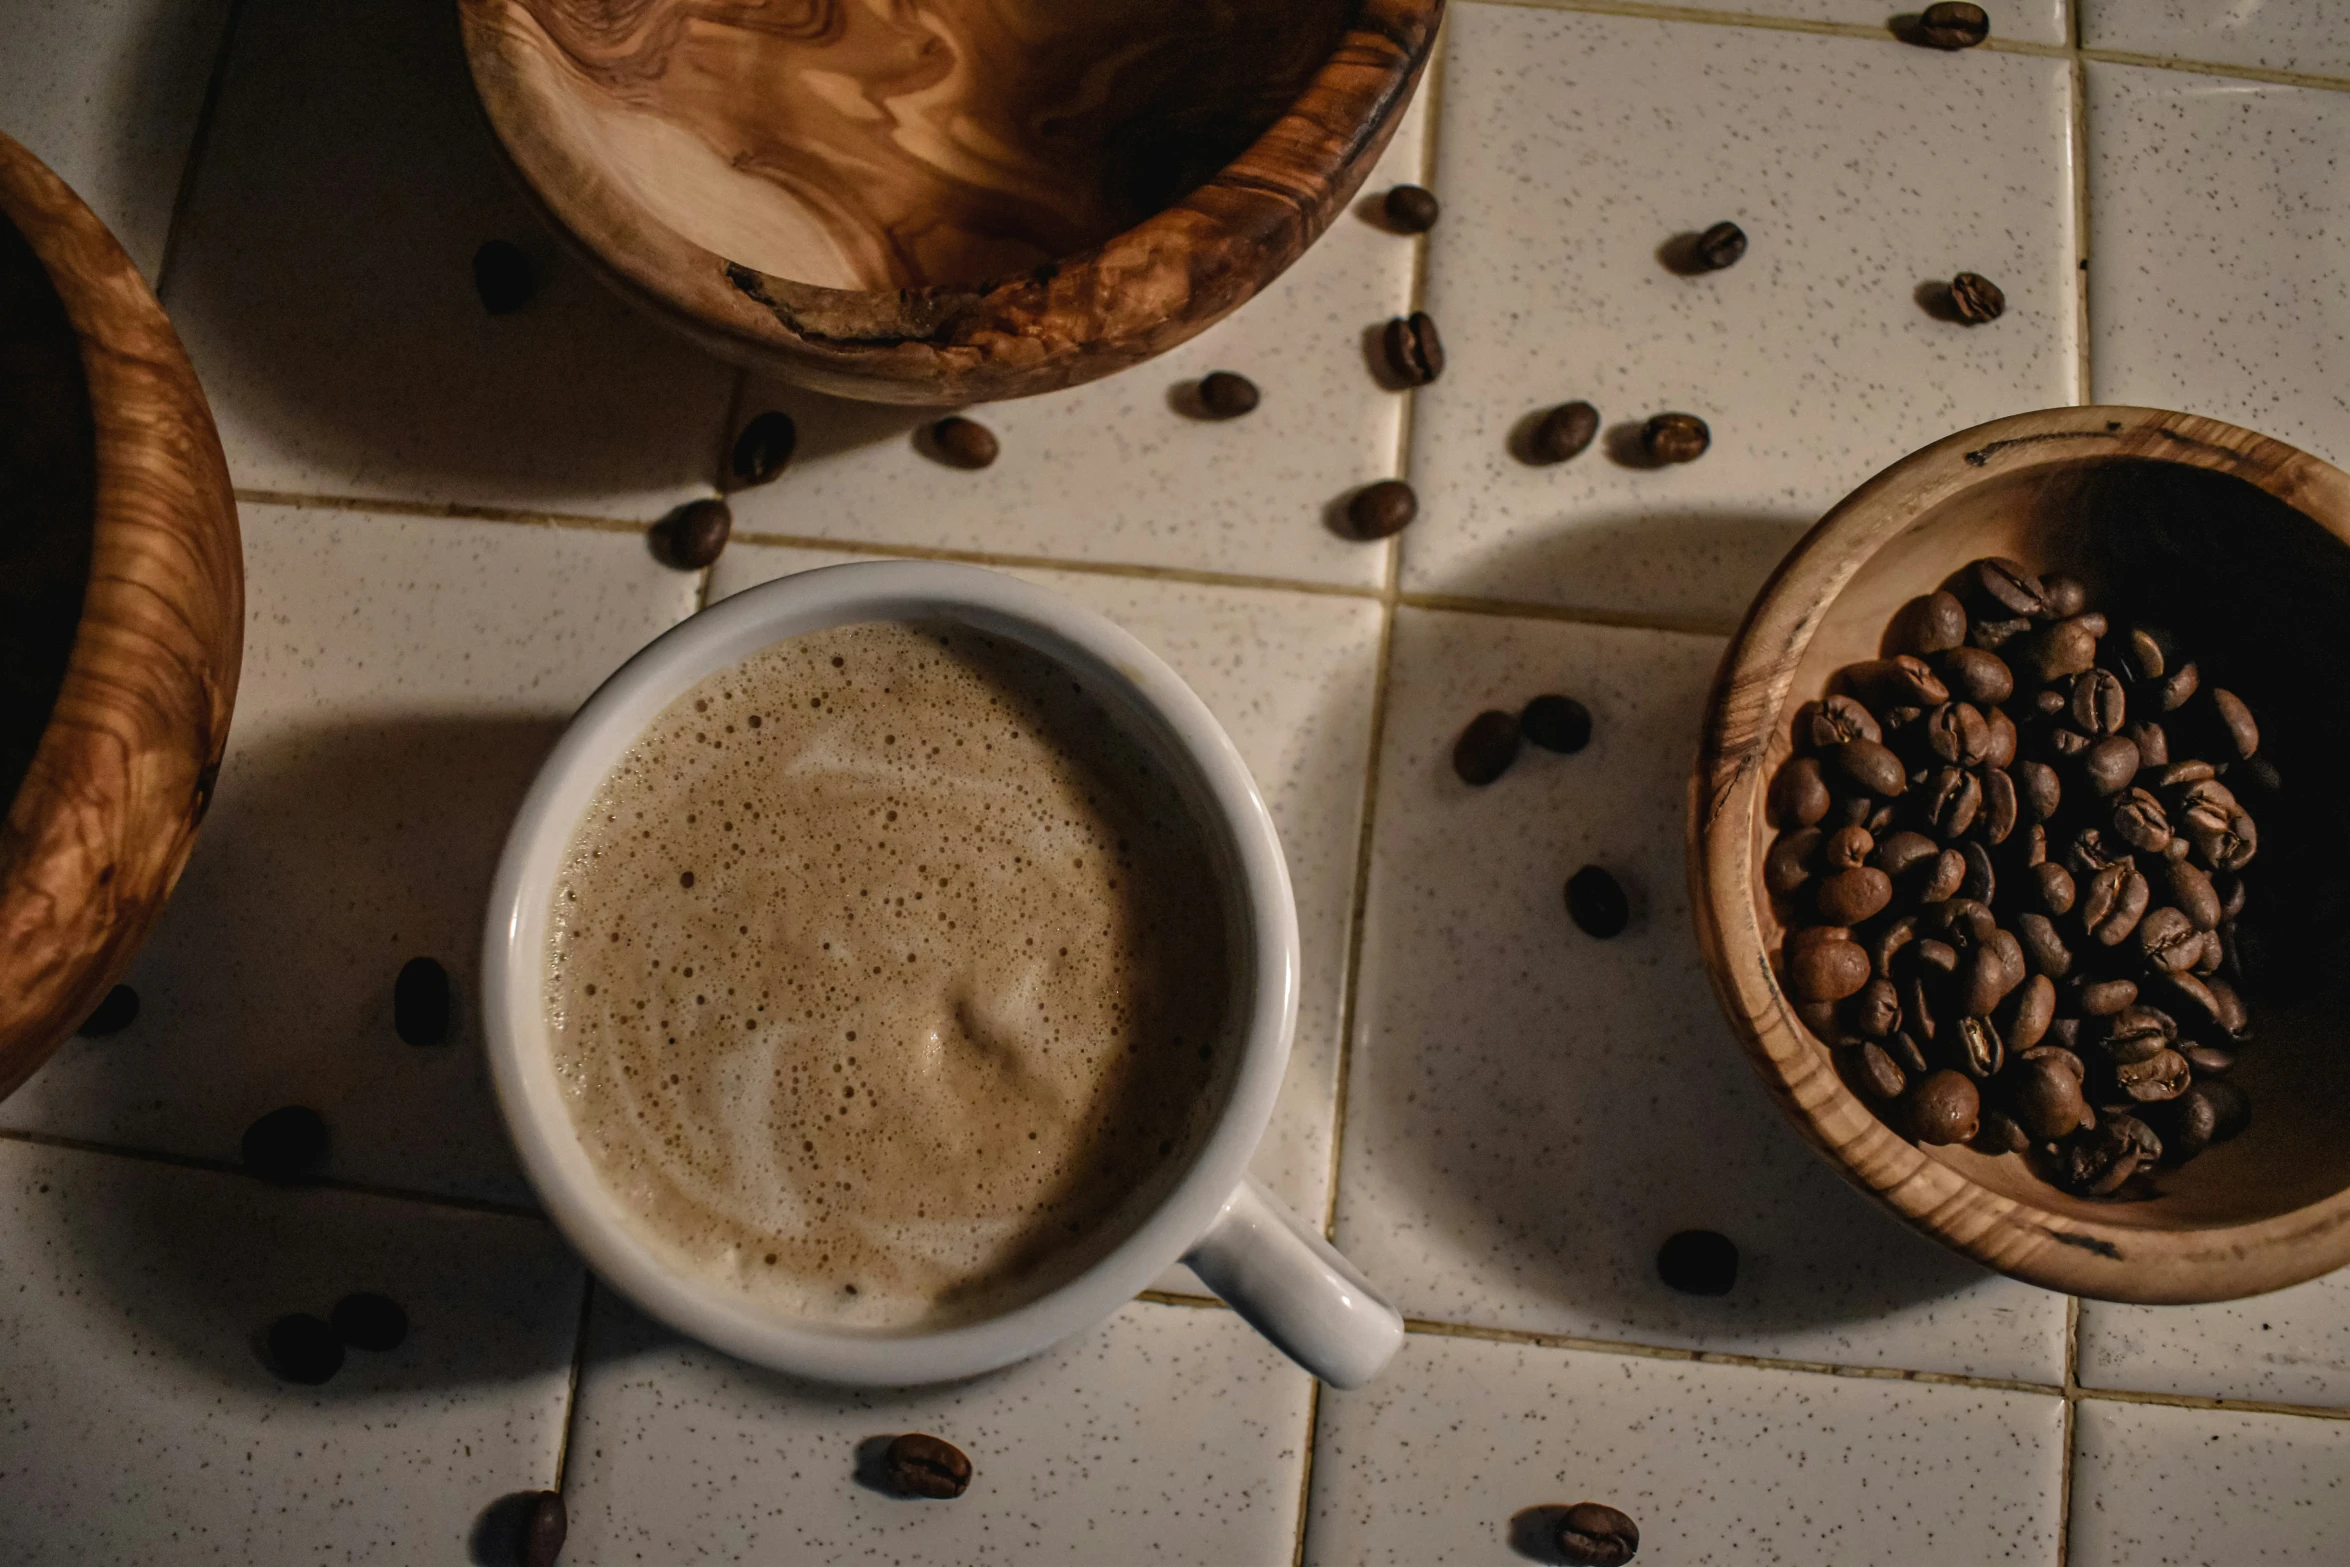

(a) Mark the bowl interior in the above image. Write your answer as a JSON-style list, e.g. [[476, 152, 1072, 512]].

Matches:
[[502, 0, 1355, 292], [1757, 455, 2350, 1231]]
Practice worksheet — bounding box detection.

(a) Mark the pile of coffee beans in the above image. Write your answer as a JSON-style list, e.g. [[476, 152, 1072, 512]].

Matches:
[[1767, 557, 2269, 1196]]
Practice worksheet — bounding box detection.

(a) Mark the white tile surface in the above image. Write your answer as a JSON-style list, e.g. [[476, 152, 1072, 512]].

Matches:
[[0, 504, 698, 1202], [717, 89, 1427, 588], [2083, 1, 2350, 79], [0, 0, 232, 280], [0, 1138, 580, 1564], [1305, 1329, 2067, 1566], [1726, 0, 2067, 46], [2070, 1398, 2350, 1567], [2078, 1273, 2350, 1410], [1402, 6, 2077, 625], [2085, 64, 2350, 467], [158, 0, 737, 519], [563, 1294, 1312, 1564], [708, 541, 1385, 1282], [1334, 608, 2068, 1379]]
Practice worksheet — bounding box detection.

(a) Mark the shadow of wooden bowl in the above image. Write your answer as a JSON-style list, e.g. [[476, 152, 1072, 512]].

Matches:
[[458, 0, 1442, 405], [1692, 406, 2350, 1303], [0, 133, 241, 1101]]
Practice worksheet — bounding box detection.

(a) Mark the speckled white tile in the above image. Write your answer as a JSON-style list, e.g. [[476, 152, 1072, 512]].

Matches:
[[0, 0, 232, 280], [0, 1138, 580, 1564], [1707, 0, 2067, 44], [716, 88, 1427, 588], [2077, 1273, 2350, 1410], [2069, 1399, 2350, 1566], [2085, 65, 2350, 467], [562, 1293, 1312, 1564], [1305, 1330, 2066, 1565], [708, 542, 1384, 1271], [1334, 608, 2067, 1379], [2083, 1, 2350, 79], [1401, 6, 2076, 625], [158, 0, 736, 519], [0, 504, 699, 1202]]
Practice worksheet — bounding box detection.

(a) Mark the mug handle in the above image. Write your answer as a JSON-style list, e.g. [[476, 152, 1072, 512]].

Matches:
[[1181, 1176, 1404, 1388]]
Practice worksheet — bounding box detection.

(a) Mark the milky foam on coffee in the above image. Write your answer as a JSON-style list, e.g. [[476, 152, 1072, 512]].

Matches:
[[546, 620, 1227, 1328]]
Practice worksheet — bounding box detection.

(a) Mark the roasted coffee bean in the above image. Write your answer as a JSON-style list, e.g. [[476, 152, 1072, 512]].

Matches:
[[1842, 655, 1949, 709], [1384, 311, 1444, 384], [1814, 867, 1892, 926], [330, 1292, 408, 1352], [2156, 969, 2224, 1028], [1910, 1069, 1981, 1144], [2188, 927, 2224, 974], [2016, 913, 2072, 979], [2016, 760, 2061, 822], [1197, 371, 1261, 418], [2001, 973, 2056, 1051], [2117, 1046, 2192, 1103], [2070, 669, 2127, 736], [1641, 412, 1710, 464], [2066, 827, 2127, 878], [2157, 661, 2199, 711], [1976, 767, 2017, 845], [2205, 975, 2250, 1037], [1955, 1014, 2005, 1080], [1971, 615, 2033, 652], [1823, 825, 1875, 872], [1656, 1230, 1738, 1296], [1688, 219, 1748, 271], [1925, 702, 1993, 766], [1768, 755, 1832, 827], [1347, 479, 1418, 539], [2111, 788, 2171, 855], [2119, 625, 2167, 682], [1766, 828, 1822, 895], [2020, 823, 2048, 867], [1798, 694, 1882, 750], [1830, 794, 1875, 829], [267, 1313, 343, 1385], [2183, 1044, 2236, 1075], [1918, 2, 1991, 49], [1917, 848, 1967, 903], [2155, 759, 2217, 792], [1452, 710, 1522, 785], [2218, 873, 2248, 921], [1959, 840, 1997, 904], [1888, 1030, 1931, 1075], [1797, 1001, 1847, 1047], [1866, 802, 1899, 837], [77, 984, 139, 1037], [2015, 619, 2099, 684], [2042, 574, 2089, 618], [1961, 940, 2015, 1018], [2048, 1015, 2082, 1049], [730, 410, 798, 487], [472, 240, 536, 314], [1984, 707, 2018, 769], [1889, 590, 1970, 656], [1936, 896, 1999, 951], [1566, 865, 1631, 937], [2063, 1116, 2153, 1195], [1958, 557, 2044, 619], [1978, 1108, 2032, 1154], [1531, 401, 1600, 464], [1384, 183, 1441, 232], [1935, 646, 2014, 706], [2136, 906, 2201, 973], [661, 498, 732, 570], [1523, 694, 1594, 753], [2098, 1004, 2176, 1059], [242, 1106, 328, 1183], [1871, 829, 1939, 877], [2183, 804, 2257, 873], [2090, 866, 2151, 946], [2079, 978, 2138, 1017], [2201, 1078, 2251, 1142], [1827, 738, 1907, 797], [393, 956, 452, 1046], [522, 1491, 567, 1567], [2009, 1050, 2090, 1140], [2045, 727, 2090, 759], [1557, 1504, 1641, 1567], [1922, 766, 1980, 837], [1870, 916, 1920, 979], [2208, 688, 2259, 759], [2123, 718, 2168, 770], [1845, 977, 1902, 1039], [1949, 271, 2006, 322], [2030, 861, 2075, 916], [885, 1433, 974, 1498], [1901, 974, 1942, 1045], [2082, 736, 2141, 797], [1851, 1040, 1906, 1101], [931, 416, 1000, 469]]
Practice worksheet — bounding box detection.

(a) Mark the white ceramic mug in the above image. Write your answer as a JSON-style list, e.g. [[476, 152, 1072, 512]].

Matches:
[[482, 561, 1403, 1388]]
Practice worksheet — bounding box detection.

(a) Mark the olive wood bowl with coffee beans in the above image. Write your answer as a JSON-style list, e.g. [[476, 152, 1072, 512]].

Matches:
[[459, 0, 1440, 405], [0, 133, 241, 1102], [1693, 406, 2350, 1303]]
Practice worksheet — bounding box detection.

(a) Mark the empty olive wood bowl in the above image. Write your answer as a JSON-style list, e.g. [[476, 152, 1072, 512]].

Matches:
[[0, 133, 241, 1100], [1692, 406, 2350, 1303], [459, 0, 1441, 405]]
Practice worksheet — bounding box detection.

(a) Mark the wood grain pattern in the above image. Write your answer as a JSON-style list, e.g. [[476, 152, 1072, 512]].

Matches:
[[460, 0, 1441, 404], [1691, 407, 2350, 1303], [0, 132, 242, 1102]]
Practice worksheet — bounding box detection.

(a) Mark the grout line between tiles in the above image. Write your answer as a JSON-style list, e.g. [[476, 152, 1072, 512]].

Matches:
[[1398, 589, 1738, 638], [2067, 15, 2093, 407], [2079, 46, 2350, 95], [152, 0, 247, 299], [551, 1276, 598, 1493], [2058, 1293, 2080, 1566], [1461, 0, 2068, 57]]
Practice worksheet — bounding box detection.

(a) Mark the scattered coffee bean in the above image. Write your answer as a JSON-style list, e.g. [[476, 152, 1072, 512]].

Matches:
[[1383, 183, 1441, 232], [1656, 1229, 1737, 1296], [661, 498, 732, 571], [77, 983, 139, 1037], [930, 416, 999, 469], [331, 1292, 408, 1352], [242, 1106, 328, 1183], [1522, 694, 1593, 754], [1383, 311, 1444, 385], [1641, 412, 1710, 464], [472, 240, 537, 315], [393, 956, 452, 1046], [729, 410, 798, 488], [1346, 478, 1417, 539], [1453, 710, 1523, 786], [521, 1490, 568, 1567], [1556, 1502, 1641, 1566], [884, 1432, 973, 1499], [1917, 1, 1990, 48], [1695, 220, 1747, 271], [1196, 371, 1261, 419], [1566, 865, 1630, 938], [1949, 271, 2006, 324], [1531, 400, 1601, 464], [267, 1313, 343, 1384]]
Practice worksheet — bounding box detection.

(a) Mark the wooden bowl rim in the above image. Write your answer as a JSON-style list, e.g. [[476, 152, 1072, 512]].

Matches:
[[1691, 404, 2350, 1304], [457, 0, 1442, 403]]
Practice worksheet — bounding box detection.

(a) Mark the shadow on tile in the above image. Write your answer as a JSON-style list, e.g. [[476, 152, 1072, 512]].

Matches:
[[1416, 507, 1811, 627]]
